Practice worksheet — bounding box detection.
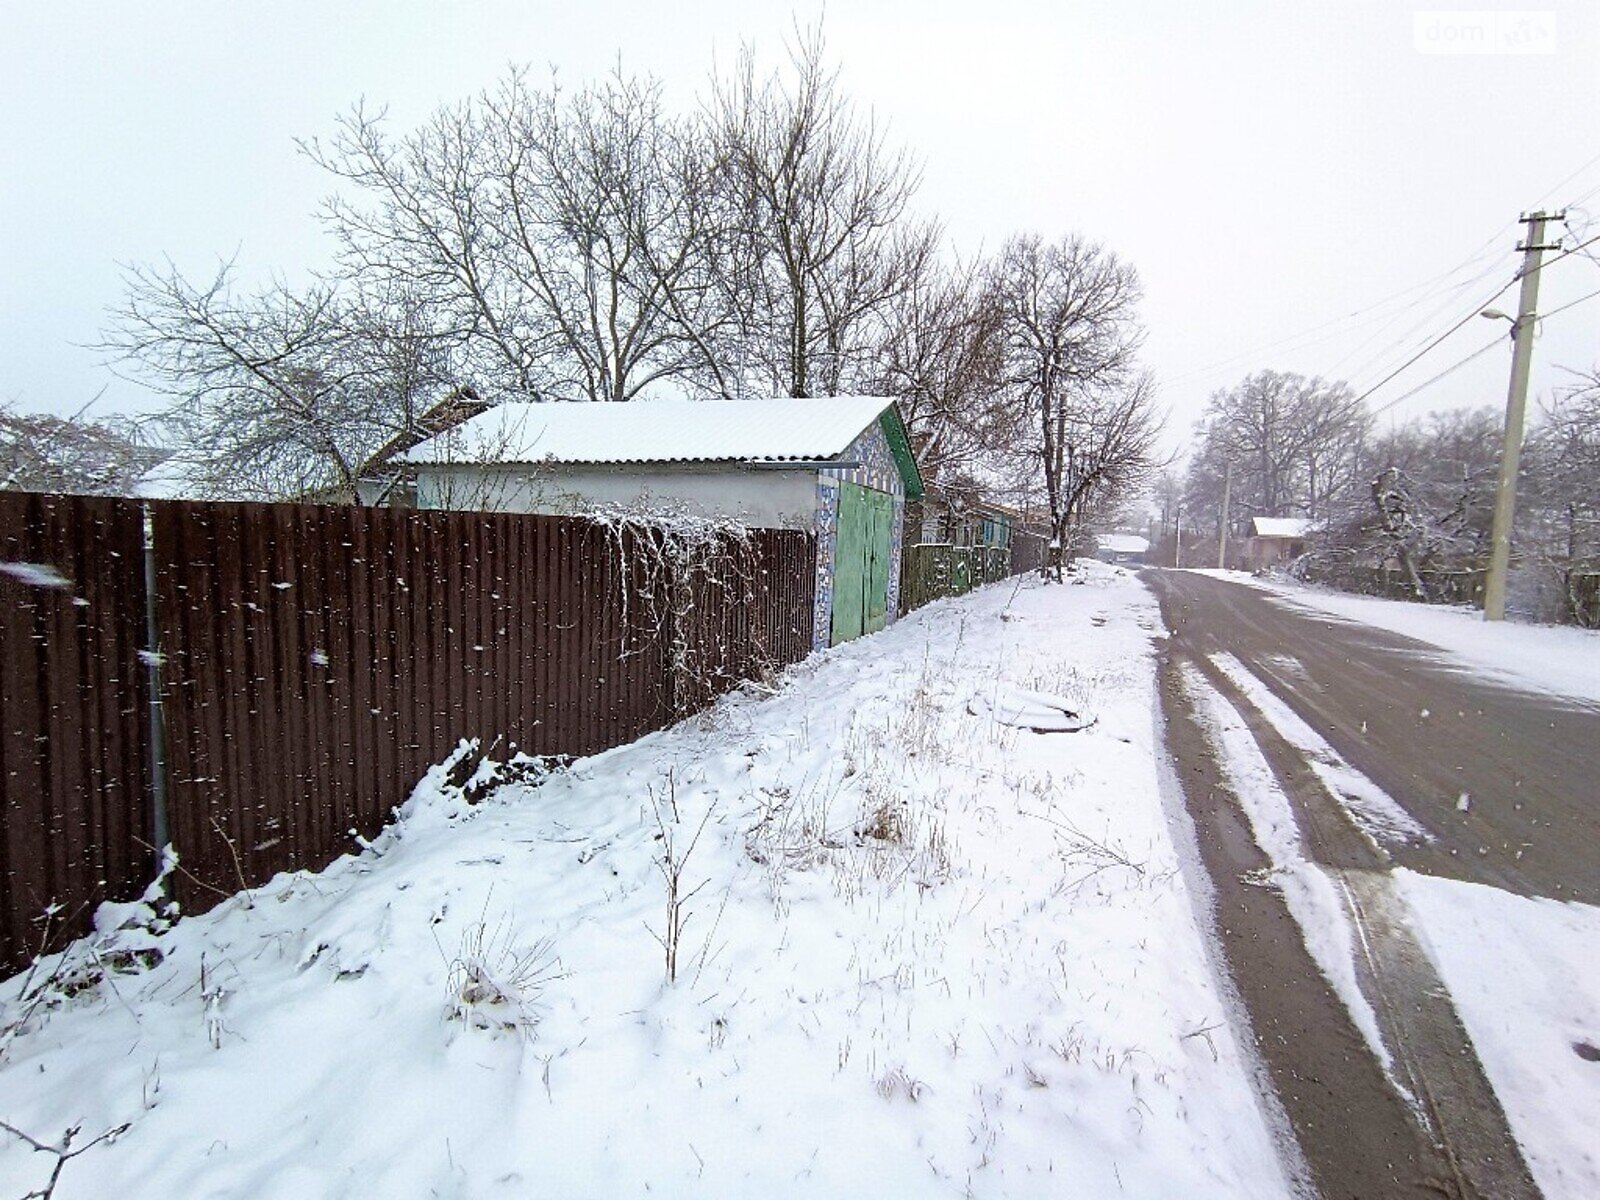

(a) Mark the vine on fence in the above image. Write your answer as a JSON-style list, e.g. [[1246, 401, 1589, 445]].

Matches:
[[587, 506, 777, 717]]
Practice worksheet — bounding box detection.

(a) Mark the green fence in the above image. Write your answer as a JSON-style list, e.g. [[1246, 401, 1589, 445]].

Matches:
[[900, 543, 1013, 614]]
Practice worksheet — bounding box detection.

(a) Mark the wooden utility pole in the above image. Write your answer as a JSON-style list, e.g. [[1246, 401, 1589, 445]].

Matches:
[[1217, 461, 1233, 570], [1484, 211, 1563, 621]]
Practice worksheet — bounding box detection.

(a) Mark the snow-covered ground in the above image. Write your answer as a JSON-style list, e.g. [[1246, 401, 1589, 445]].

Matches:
[[1399, 872, 1600, 1200], [0, 565, 1291, 1200], [1190, 569, 1600, 703]]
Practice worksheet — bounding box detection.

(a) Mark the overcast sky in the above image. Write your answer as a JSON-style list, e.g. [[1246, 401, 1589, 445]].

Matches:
[[3, 1, 1597, 449]]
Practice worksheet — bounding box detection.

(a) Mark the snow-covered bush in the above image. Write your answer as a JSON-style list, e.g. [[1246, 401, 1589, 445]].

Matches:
[[444, 918, 561, 1036]]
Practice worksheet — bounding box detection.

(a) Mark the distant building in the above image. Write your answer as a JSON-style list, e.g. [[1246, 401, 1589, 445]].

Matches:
[[402, 396, 924, 650], [1093, 533, 1150, 565], [1247, 517, 1314, 570]]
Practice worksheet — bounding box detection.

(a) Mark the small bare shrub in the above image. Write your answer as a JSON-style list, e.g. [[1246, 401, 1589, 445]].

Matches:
[[0, 1118, 131, 1200], [648, 771, 716, 985], [445, 918, 561, 1036], [875, 1066, 929, 1102]]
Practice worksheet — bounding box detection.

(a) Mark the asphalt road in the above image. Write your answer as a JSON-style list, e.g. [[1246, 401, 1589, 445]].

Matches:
[[1142, 568, 1600, 1198], [1145, 569, 1600, 905]]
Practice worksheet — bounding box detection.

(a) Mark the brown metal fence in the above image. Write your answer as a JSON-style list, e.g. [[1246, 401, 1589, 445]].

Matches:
[[1, 494, 152, 968], [0, 495, 815, 968]]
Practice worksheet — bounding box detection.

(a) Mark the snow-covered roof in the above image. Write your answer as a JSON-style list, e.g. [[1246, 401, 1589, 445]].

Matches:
[[1097, 533, 1150, 554], [134, 453, 209, 501], [403, 396, 904, 468], [1250, 517, 1314, 539]]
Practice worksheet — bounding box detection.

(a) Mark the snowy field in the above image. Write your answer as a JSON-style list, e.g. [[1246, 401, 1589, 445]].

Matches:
[[1191, 569, 1600, 703], [0, 565, 1290, 1200]]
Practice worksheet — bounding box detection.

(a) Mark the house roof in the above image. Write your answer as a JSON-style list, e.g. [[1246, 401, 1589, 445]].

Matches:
[[403, 396, 924, 495], [1251, 517, 1315, 539], [1097, 533, 1150, 554]]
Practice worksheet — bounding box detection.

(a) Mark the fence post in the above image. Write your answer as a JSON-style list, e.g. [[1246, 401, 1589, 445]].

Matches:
[[141, 503, 170, 855]]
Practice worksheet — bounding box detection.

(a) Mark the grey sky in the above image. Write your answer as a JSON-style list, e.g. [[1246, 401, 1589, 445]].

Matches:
[[3, 2, 1597, 449]]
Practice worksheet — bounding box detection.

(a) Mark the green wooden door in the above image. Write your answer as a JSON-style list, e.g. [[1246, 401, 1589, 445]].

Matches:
[[832, 484, 867, 644], [831, 483, 894, 645]]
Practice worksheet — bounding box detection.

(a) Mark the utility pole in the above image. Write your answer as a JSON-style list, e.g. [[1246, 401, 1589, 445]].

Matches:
[[1217, 461, 1233, 570], [1484, 210, 1563, 621], [1174, 506, 1183, 568]]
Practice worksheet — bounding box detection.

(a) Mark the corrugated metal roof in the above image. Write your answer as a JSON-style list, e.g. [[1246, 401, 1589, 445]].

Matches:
[[402, 396, 900, 466]]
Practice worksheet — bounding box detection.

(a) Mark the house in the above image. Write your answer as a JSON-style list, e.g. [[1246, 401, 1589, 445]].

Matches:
[[906, 485, 1013, 551], [402, 396, 924, 649], [1247, 517, 1314, 570], [1093, 533, 1150, 565]]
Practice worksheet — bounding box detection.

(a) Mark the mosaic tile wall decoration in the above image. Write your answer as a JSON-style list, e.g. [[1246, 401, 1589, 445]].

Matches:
[[811, 476, 841, 651], [821, 422, 903, 494]]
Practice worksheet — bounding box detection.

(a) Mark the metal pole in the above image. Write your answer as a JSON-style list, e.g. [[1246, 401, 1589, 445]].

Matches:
[[141, 504, 170, 853], [1484, 211, 1559, 621], [1217, 461, 1233, 570]]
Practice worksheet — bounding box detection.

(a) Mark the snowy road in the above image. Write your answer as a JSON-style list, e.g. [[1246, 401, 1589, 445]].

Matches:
[[1147, 568, 1600, 1200], [1147, 569, 1600, 905]]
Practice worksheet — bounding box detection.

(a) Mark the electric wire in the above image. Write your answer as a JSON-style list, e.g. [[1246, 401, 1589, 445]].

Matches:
[[1354, 250, 1599, 418], [1340, 229, 1593, 399], [1347, 274, 1522, 410], [1160, 232, 1516, 389], [1539, 285, 1600, 322], [1535, 148, 1600, 209], [1334, 254, 1515, 389], [1368, 337, 1505, 418]]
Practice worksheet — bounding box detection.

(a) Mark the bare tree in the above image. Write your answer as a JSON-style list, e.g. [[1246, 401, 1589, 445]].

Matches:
[[307, 68, 733, 405], [1051, 374, 1164, 547], [863, 254, 1007, 483], [1185, 371, 1368, 538], [101, 261, 464, 501], [988, 233, 1149, 577], [1307, 407, 1501, 598], [303, 93, 553, 401], [1525, 373, 1600, 622], [711, 28, 929, 397], [0, 400, 150, 495]]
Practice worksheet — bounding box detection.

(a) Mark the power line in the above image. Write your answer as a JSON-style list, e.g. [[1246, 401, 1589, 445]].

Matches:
[[1348, 274, 1521, 409], [1532, 231, 1600, 273], [1539, 284, 1600, 322], [1160, 233, 1515, 389], [1368, 337, 1504, 418], [1339, 226, 1592, 404], [1358, 233, 1600, 421], [1364, 286, 1600, 422], [1536, 148, 1600, 209], [1334, 255, 1513, 389]]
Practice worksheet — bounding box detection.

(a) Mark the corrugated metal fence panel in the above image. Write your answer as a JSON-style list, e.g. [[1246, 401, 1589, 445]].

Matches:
[[0, 493, 150, 965], [146, 502, 692, 907], [3, 497, 817, 962], [753, 530, 816, 669]]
